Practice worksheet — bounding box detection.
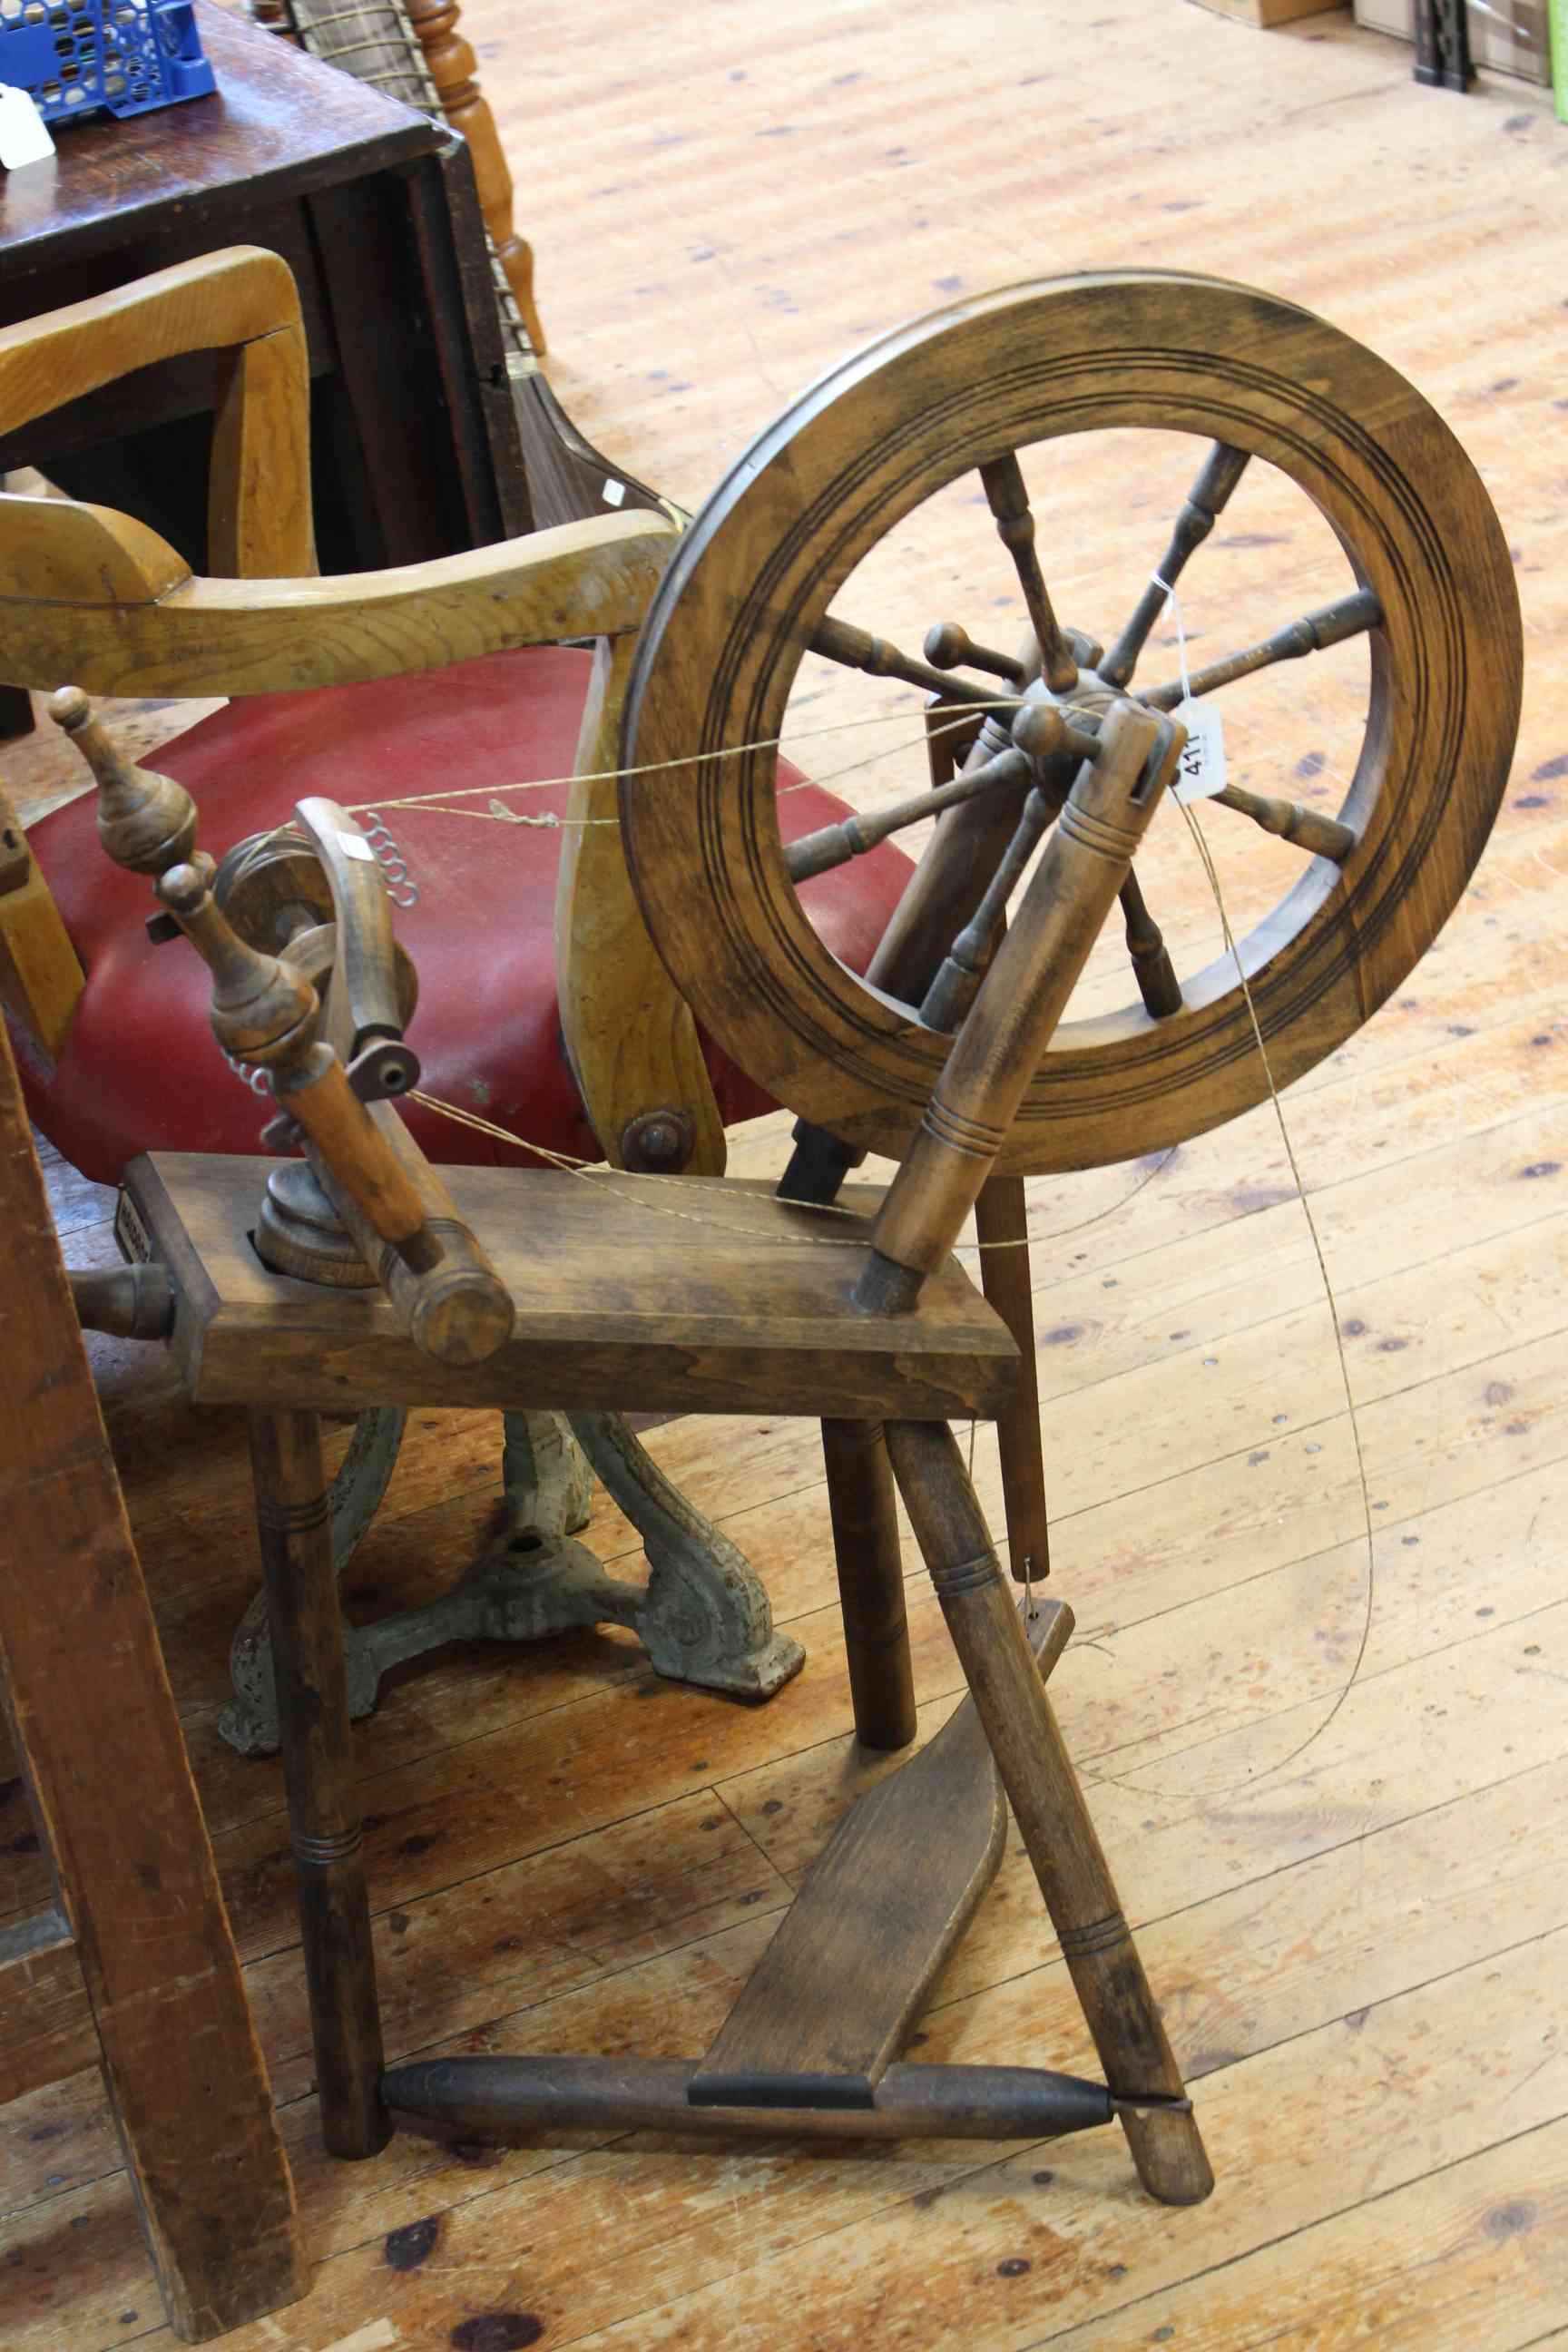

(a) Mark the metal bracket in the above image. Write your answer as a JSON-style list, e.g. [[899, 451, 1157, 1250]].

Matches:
[[687, 2070, 877, 2112]]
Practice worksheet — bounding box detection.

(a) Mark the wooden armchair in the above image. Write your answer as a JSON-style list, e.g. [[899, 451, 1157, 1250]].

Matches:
[[0, 246, 915, 1736]]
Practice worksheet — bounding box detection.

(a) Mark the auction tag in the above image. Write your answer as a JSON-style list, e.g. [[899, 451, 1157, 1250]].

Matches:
[[0, 86, 54, 171], [1171, 696, 1228, 805]]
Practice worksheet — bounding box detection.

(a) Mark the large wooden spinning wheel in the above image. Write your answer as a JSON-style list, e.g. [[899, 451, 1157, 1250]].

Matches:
[[620, 272, 1522, 1175]]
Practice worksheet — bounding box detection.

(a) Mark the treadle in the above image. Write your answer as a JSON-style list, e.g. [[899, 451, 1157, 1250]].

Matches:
[[125, 1155, 1016, 1422], [689, 1595, 1073, 2105], [382, 1600, 1078, 2147]]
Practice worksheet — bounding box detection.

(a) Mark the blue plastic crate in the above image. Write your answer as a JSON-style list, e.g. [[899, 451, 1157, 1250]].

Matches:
[[0, 1, 214, 126]]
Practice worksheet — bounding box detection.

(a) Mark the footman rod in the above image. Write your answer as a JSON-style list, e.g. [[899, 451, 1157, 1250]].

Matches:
[[382, 2053, 1189, 2142]]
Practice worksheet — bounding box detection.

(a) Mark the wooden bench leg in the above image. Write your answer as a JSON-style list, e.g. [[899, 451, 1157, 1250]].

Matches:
[[885, 1417, 1213, 2206], [821, 1419, 917, 1750], [250, 1408, 389, 2160]]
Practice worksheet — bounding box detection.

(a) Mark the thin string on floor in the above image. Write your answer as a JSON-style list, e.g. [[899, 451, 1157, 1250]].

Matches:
[[1080, 800, 1377, 1808]]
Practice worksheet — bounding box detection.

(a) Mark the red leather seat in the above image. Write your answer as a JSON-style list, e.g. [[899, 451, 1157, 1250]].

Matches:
[[18, 645, 913, 1185]]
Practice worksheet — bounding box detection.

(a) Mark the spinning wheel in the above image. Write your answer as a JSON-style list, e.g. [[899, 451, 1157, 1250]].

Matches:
[[621, 272, 1522, 1176], [56, 270, 1523, 2231]]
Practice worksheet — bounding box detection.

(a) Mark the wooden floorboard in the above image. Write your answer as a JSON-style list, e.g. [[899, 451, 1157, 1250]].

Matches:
[[4, 0, 1568, 2343]]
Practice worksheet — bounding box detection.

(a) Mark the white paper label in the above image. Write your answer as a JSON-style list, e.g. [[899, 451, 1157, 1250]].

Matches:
[[0, 86, 55, 171], [338, 830, 376, 861], [602, 477, 628, 507], [1171, 697, 1228, 805]]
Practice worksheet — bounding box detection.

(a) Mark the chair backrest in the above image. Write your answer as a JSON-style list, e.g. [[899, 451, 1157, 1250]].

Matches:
[[0, 247, 674, 702], [0, 245, 317, 595]]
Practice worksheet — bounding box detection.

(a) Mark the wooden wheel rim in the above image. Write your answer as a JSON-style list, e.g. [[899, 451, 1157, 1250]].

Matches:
[[621, 273, 1522, 1175]]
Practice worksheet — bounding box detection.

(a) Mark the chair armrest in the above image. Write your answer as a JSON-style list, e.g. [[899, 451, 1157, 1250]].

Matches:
[[0, 511, 680, 697]]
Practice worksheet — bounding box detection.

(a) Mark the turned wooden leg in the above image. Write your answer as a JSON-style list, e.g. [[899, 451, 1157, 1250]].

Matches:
[[250, 1409, 389, 2160], [821, 1419, 918, 1750], [407, 0, 548, 352], [975, 1173, 1051, 1589], [885, 1419, 1213, 2205]]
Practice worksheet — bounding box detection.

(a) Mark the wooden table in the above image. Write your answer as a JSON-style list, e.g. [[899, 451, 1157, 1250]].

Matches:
[[0, 0, 532, 580]]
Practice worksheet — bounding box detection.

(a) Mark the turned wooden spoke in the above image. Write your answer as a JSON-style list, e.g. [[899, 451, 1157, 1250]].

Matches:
[[1100, 443, 1250, 689], [786, 703, 1096, 888], [910, 699, 1109, 1028], [1142, 586, 1381, 710], [977, 455, 1078, 695], [924, 622, 1025, 686], [917, 785, 1056, 1034], [785, 746, 1030, 883], [810, 614, 1014, 706], [1210, 782, 1357, 862], [1119, 870, 1183, 1016]]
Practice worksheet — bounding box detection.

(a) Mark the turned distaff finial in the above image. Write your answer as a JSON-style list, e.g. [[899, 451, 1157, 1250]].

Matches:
[[48, 686, 198, 878], [154, 861, 319, 1069]]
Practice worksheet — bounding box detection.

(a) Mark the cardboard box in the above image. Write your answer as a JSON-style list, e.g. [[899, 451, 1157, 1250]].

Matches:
[[1192, 0, 1343, 22]]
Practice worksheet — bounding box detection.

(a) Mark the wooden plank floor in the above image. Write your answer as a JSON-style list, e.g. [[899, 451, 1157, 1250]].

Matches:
[[5, 1, 1568, 2345]]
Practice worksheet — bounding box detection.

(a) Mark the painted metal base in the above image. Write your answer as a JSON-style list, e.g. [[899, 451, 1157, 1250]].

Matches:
[[220, 1407, 803, 1754]]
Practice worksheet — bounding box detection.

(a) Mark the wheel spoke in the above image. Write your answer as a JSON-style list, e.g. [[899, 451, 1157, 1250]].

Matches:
[[810, 613, 1015, 707], [1141, 586, 1381, 710], [918, 787, 1056, 1033], [1100, 443, 1250, 689], [977, 455, 1079, 694], [1120, 872, 1183, 1016], [1210, 783, 1357, 863], [784, 745, 1031, 883], [787, 702, 1099, 887]]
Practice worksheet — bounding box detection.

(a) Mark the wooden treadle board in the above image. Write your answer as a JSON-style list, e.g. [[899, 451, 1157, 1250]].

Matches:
[[689, 1599, 1073, 2103]]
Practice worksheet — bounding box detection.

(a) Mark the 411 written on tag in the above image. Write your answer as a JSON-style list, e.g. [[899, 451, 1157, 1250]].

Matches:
[[1171, 696, 1228, 806]]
